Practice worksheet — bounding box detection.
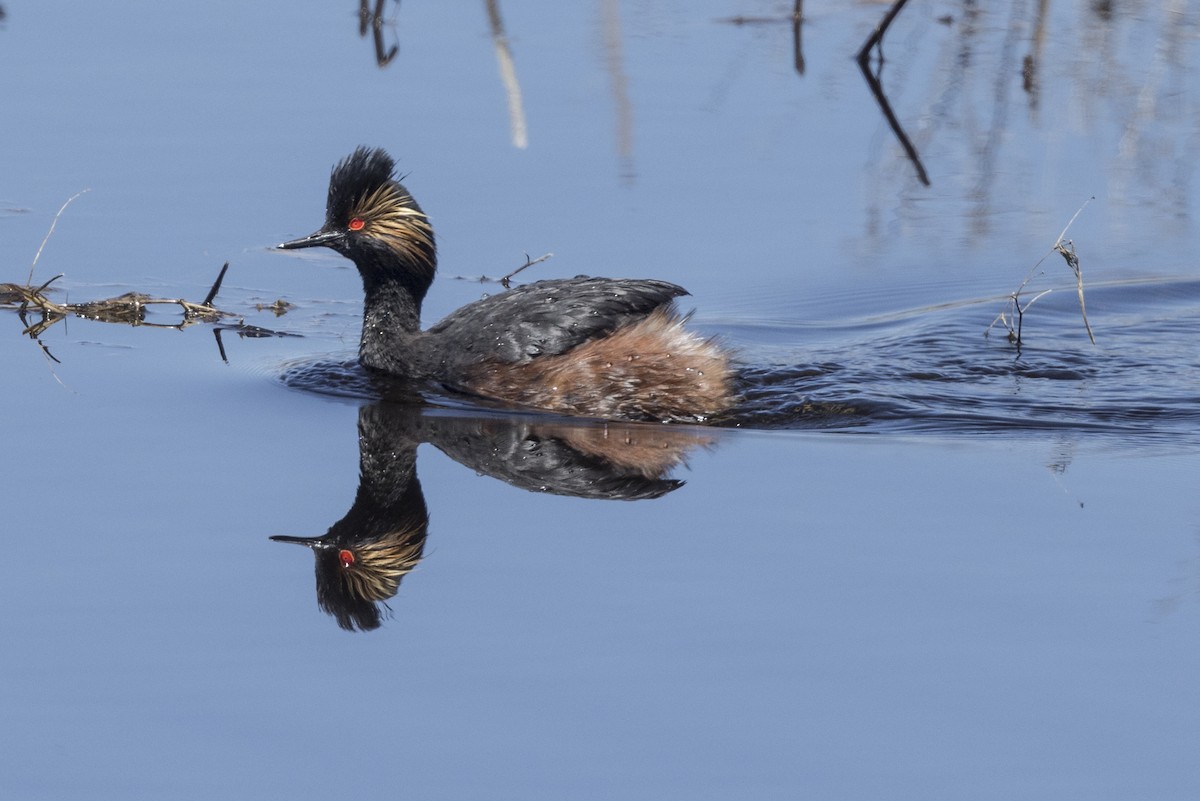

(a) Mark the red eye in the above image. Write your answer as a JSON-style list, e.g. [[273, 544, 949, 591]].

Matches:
[[338, 549, 355, 567], [348, 218, 365, 231]]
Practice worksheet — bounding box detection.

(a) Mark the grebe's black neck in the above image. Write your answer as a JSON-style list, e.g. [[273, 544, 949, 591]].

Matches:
[[358, 263, 428, 373], [276, 146, 438, 375]]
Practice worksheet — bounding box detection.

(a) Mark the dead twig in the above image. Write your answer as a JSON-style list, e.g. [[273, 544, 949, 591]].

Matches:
[[202, 261, 230, 306], [3, 261, 297, 349], [8, 195, 236, 331], [457, 252, 554, 288], [986, 198, 1095, 347], [6, 262, 241, 333], [501, 252, 553, 288], [7, 194, 296, 368]]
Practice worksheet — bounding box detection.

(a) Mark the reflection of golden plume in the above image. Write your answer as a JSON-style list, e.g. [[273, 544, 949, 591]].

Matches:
[[335, 533, 426, 605], [279, 485, 429, 633], [275, 494, 428, 633], [272, 399, 430, 632]]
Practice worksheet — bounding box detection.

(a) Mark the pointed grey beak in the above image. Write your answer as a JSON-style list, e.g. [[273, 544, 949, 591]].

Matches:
[[270, 535, 330, 549], [277, 229, 343, 250]]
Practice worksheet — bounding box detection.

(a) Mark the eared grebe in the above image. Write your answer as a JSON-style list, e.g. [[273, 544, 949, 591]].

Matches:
[[278, 147, 734, 422]]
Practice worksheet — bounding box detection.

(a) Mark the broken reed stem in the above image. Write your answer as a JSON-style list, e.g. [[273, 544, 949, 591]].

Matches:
[[1051, 198, 1095, 345], [28, 189, 90, 285], [1057, 239, 1095, 345], [1054, 198, 1091, 247], [202, 262, 230, 306]]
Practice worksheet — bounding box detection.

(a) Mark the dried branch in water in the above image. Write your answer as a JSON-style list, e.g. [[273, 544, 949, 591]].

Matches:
[[202, 260, 230, 306], [8, 193, 296, 367], [986, 198, 1096, 347], [456, 252, 554, 288], [500, 252, 554, 288], [3, 261, 295, 346]]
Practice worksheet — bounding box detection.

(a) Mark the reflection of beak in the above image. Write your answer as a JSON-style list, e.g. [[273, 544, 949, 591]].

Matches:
[[277, 229, 343, 250], [270, 535, 330, 549]]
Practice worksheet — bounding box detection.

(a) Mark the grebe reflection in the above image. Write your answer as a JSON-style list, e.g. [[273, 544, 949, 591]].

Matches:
[[272, 402, 717, 631]]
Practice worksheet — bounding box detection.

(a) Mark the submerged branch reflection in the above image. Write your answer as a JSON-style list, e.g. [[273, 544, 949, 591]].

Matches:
[[856, 0, 931, 186], [358, 0, 399, 67], [1022, 0, 1051, 113], [272, 402, 717, 631], [716, 0, 807, 76]]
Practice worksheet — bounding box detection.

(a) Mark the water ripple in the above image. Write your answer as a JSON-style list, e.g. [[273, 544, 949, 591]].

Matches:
[[277, 277, 1200, 448], [724, 277, 1200, 446]]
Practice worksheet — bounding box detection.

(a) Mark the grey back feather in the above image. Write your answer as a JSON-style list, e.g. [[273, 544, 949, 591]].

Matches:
[[426, 277, 688, 365]]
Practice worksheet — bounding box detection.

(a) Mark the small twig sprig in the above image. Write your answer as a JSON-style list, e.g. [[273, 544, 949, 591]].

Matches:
[[457, 252, 554, 288], [987, 198, 1095, 347], [500, 252, 553, 288]]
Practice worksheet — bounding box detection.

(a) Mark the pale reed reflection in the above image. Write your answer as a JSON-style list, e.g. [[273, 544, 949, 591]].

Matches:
[[487, 0, 529, 149], [601, 0, 635, 182]]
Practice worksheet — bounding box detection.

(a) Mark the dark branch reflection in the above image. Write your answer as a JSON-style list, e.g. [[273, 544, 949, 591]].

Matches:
[[716, 0, 806, 77], [359, 0, 399, 67], [856, 0, 931, 187], [272, 402, 717, 631], [793, 0, 805, 76]]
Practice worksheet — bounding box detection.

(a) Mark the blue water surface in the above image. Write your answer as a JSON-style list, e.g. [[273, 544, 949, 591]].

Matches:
[[2, 2, 1199, 799]]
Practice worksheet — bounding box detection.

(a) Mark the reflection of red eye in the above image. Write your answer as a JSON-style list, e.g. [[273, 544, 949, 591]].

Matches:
[[338, 549, 355, 568], [348, 218, 365, 231]]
